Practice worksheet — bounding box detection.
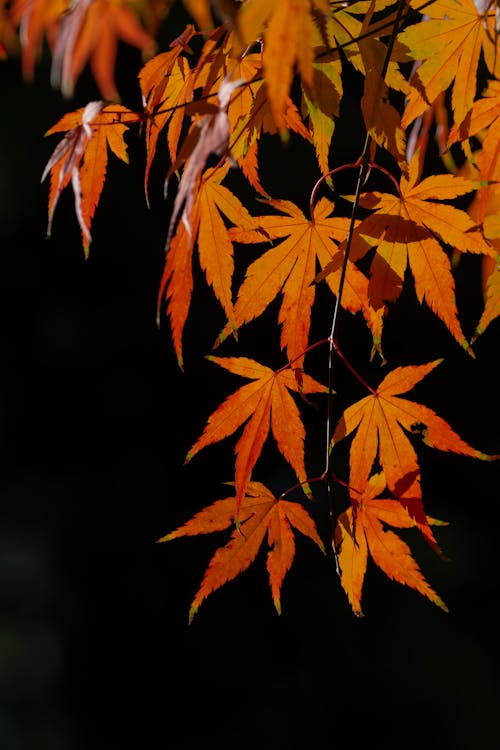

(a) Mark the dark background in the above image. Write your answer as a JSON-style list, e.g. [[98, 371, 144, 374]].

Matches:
[[1, 9, 499, 749]]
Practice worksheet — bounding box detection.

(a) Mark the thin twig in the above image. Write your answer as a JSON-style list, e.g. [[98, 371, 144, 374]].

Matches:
[[323, 0, 408, 573]]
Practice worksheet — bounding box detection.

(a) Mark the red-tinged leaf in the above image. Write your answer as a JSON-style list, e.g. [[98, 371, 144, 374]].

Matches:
[[63, 0, 154, 99], [11, 0, 63, 83], [159, 481, 325, 621], [217, 197, 352, 367], [25, 0, 156, 100], [42, 102, 137, 254], [333, 360, 499, 503], [185, 357, 327, 517], [336, 473, 447, 616]]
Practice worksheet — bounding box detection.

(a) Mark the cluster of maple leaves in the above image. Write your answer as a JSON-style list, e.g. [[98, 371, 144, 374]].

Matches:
[[3, 0, 499, 619]]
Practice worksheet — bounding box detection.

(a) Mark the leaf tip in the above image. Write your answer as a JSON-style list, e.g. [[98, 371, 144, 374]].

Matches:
[[188, 605, 198, 625], [461, 339, 476, 358], [478, 451, 500, 462], [435, 596, 449, 613]]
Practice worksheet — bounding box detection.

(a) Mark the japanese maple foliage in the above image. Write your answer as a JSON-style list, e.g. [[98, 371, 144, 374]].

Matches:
[[4, 0, 499, 619]]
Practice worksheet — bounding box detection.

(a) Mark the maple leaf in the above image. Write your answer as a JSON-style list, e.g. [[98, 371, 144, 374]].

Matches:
[[333, 359, 498, 511], [185, 356, 327, 518], [301, 53, 342, 176], [139, 42, 196, 199], [159, 481, 325, 622], [472, 214, 500, 341], [181, 0, 215, 30], [11, 0, 66, 83], [42, 101, 138, 254], [164, 73, 244, 248], [356, 5, 407, 171], [399, 0, 499, 132], [14, 0, 155, 100], [157, 164, 258, 367], [321, 150, 494, 352], [216, 197, 371, 368], [448, 78, 500, 150], [474, 255, 500, 341], [450, 81, 500, 222], [54, 0, 156, 100], [232, 0, 330, 129], [335, 472, 448, 616], [228, 81, 312, 194]]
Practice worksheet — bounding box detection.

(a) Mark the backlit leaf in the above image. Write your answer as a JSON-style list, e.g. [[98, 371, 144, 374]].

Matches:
[[160, 481, 325, 621], [186, 356, 327, 517], [335, 473, 447, 616]]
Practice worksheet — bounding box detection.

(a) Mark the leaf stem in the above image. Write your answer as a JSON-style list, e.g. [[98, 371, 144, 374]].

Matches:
[[330, 339, 376, 395]]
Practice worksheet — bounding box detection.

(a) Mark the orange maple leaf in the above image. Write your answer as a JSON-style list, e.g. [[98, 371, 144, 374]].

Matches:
[[326, 150, 494, 352], [139, 24, 197, 199], [13, 0, 155, 99], [333, 359, 498, 510], [228, 81, 312, 194], [448, 78, 500, 150], [11, 0, 67, 83], [42, 101, 138, 254], [51, 0, 155, 100], [159, 480, 325, 622], [335, 472, 448, 617], [232, 0, 329, 128], [399, 0, 499, 132], [450, 80, 500, 224], [474, 255, 500, 341], [185, 356, 327, 518], [157, 164, 258, 366], [216, 197, 373, 368], [164, 74, 245, 249], [473, 213, 500, 341]]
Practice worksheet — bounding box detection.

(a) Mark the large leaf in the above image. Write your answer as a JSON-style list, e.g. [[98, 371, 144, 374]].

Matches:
[[186, 356, 327, 516], [217, 198, 373, 367], [333, 359, 498, 501], [160, 481, 325, 621], [335, 472, 447, 616], [400, 0, 499, 131], [320, 150, 494, 352]]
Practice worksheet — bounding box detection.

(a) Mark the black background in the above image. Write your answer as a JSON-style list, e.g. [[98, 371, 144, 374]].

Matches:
[[1, 8, 499, 749]]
